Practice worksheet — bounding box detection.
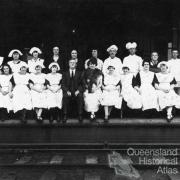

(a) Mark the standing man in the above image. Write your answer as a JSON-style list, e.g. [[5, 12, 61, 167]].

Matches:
[[123, 42, 143, 76], [84, 49, 103, 70], [102, 45, 122, 76], [168, 49, 180, 94], [149, 51, 161, 73], [62, 59, 84, 123]]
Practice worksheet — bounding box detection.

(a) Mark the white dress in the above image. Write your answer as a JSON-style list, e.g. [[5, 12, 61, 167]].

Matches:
[[84, 76, 102, 112], [101, 74, 122, 109], [30, 73, 47, 108], [102, 57, 122, 76], [84, 86, 102, 113], [0, 74, 13, 112], [8, 61, 27, 74], [12, 73, 32, 112], [123, 55, 143, 75], [46, 73, 63, 109], [136, 71, 159, 111], [120, 73, 142, 109], [28, 58, 44, 73], [155, 72, 180, 110]]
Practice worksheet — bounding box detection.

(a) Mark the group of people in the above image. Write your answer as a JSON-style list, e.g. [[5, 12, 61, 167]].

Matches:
[[0, 42, 180, 124]]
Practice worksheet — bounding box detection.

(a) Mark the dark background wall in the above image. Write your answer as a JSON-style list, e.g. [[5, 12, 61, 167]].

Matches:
[[0, 0, 178, 64]]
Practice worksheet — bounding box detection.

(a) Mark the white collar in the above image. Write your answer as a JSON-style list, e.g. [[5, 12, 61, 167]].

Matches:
[[12, 60, 21, 64], [70, 69, 75, 72], [53, 55, 59, 58], [129, 54, 136, 57], [108, 56, 118, 60]]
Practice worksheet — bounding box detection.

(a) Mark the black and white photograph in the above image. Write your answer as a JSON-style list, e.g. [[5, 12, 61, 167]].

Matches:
[[0, 0, 180, 179]]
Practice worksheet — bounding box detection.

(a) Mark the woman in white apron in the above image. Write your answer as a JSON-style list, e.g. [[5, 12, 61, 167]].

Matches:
[[10, 63, 32, 123], [134, 60, 159, 111], [46, 62, 62, 123], [154, 61, 180, 122], [120, 66, 142, 110], [102, 65, 122, 123], [29, 63, 47, 123], [0, 64, 13, 120]]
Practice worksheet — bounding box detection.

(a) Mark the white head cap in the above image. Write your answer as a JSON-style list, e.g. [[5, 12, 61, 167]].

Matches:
[[0, 57, 4, 66], [48, 62, 60, 71], [18, 62, 29, 71], [8, 49, 23, 57], [157, 61, 169, 69], [34, 62, 45, 69], [53, 47, 59, 50], [29, 47, 42, 55], [107, 45, 118, 52], [126, 42, 137, 49]]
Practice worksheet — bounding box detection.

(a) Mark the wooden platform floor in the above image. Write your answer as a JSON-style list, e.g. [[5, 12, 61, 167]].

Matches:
[[0, 117, 180, 126], [0, 117, 179, 145]]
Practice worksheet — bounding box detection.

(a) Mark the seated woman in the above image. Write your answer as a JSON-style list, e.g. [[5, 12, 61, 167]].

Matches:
[[83, 57, 97, 90], [134, 60, 159, 112], [0, 64, 13, 120], [120, 65, 142, 110], [101, 65, 122, 123], [154, 61, 180, 122], [84, 68, 103, 122], [29, 63, 47, 123], [46, 62, 63, 123], [10, 63, 32, 123]]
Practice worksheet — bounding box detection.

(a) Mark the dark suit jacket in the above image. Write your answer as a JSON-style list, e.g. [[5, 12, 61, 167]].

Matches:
[[62, 69, 84, 94]]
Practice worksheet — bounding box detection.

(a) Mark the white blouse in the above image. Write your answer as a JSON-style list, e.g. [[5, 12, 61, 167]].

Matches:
[[28, 58, 45, 73], [8, 61, 27, 74]]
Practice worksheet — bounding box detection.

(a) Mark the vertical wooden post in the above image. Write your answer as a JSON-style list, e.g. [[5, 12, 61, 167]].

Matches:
[[172, 27, 178, 49]]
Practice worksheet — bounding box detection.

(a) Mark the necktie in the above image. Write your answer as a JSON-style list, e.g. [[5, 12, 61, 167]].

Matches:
[[71, 70, 74, 78]]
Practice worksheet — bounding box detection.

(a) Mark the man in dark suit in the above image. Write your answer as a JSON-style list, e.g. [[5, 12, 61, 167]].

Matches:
[[62, 59, 84, 123], [149, 51, 160, 73]]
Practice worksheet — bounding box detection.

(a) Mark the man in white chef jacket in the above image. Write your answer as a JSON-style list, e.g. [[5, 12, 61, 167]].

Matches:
[[168, 49, 180, 94], [123, 42, 143, 76], [102, 45, 122, 76]]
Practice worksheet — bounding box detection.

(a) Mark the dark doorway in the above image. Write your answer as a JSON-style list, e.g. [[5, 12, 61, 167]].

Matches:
[[0, 0, 175, 63]]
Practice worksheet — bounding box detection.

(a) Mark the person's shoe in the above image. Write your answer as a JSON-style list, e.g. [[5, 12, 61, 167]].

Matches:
[[49, 115, 54, 124], [37, 116, 43, 124], [78, 115, 83, 123], [62, 115, 67, 124], [166, 114, 174, 123], [57, 115, 61, 123], [90, 114, 94, 121], [104, 116, 109, 124], [90, 114, 97, 124]]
